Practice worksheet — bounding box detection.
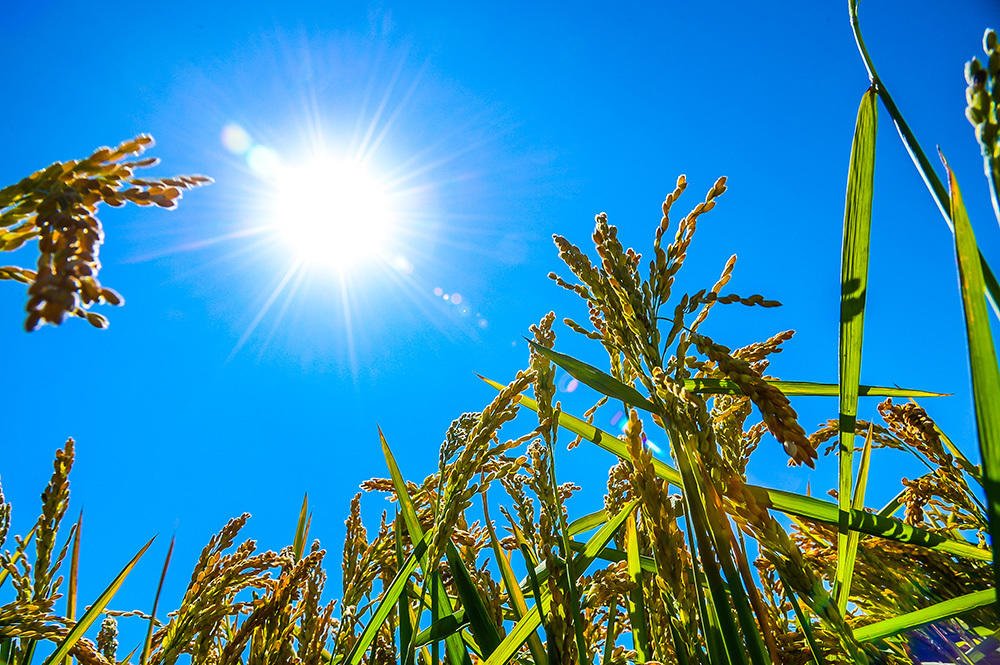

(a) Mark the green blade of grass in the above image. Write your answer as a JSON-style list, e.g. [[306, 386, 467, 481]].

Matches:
[[855, 588, 997, 642], [625, 512, 649, 664], [483, 377, 991, 561], [396, 522, 415, 665], [346, 535, 427, 665], [413, 615, 467, 648], [481, 496, 546, 665], [601, 601, 619, 665], [945, 160, 1000, 597], [835, 425, 875, 613], [63, 511, 82, 665], [835, 86, 877, 617], [445, 543, 502, 655], [783, 581, 826, 664], [686, 378, 942, 398], [849, 0, 1000, 319], [292, 493, 310, 562], [524, 343, 942, 408], [379, 427, 472, 665], [568, 509, 609, 535], [41, 536, 154, 665], [141, 535, 174, 665], [482, 500, 639, 665]]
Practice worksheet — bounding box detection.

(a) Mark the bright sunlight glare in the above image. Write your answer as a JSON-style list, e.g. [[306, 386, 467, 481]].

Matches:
[[269, 156, 396, 272]]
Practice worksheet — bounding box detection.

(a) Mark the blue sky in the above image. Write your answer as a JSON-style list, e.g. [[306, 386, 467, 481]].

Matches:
[[2, 0, 998, 646]]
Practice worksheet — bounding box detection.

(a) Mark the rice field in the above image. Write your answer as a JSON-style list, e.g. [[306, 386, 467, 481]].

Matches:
[[1, 3, 999, 664]]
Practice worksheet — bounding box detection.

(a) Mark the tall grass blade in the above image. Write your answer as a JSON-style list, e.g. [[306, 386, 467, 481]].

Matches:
[[445, 543, 502, 655], [833, 427, 875, 614], [944, 161, 1000, 598], [292, 493, 310, 562], [601, 601, 618, 665], [64, 511, 82, 665], [395, 523, 415, 665], [482, 500, 638, 665], [855, 588, 997, 642], [836, 425, 875, 612], [849, 0, 1000, 319], [41, 537, 155, 665], [378, 427, 472, 665], [484, 378, 991, 561], [345, 536, 427, 665], [521, 344, 942, 408], [140, 535, 174, 665], [836, 86, 877, 616], [783, 583, 826, 664], [625, 512, 649, 664], [481, 496, 546, 665]]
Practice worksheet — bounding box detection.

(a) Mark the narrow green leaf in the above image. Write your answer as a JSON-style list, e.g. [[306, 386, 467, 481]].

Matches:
[[836, 425, 875, 613], [395, 524, 415, 665], [413, 615, 467, 648], [685, 378, 942, 398], [482, 497, 546, 665], [849, 0, 1000, 319], [625, 513, 649, 664], [292, 493, 310, 562], [483, 378, 991, 561], [140, 535, 173, 665], [784, 583, 826, 664], [41, 537, 154, 665], [446, 543, 502, 655], [483, 501, 639, 665], [64, 511, 82, 665], [836, 86, 877, 616], [855, 589, 997, 642], [346, 536, 428, 665], [378, 428, 472, 665], [945, 161, 1000, 597], [568, 509, 608, 535], [601, 602, 619, 665], [524, 344, 942, 410]]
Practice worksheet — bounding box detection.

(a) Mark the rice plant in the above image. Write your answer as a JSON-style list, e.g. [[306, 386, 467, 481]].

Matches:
[[2, 4, 999, 664]]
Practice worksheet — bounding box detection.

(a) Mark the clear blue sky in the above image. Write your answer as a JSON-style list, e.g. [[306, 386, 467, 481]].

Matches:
[[2, 0, 997, 645]]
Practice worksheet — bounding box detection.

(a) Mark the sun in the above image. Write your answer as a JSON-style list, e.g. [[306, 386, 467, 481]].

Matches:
[[268, 155, 396, 272]]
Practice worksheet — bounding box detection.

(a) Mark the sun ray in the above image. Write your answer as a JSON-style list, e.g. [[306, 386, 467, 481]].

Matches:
[[229, 260, 305, 359]]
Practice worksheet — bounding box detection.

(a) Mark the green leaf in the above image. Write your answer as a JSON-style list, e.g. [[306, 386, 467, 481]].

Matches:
[[855, 589, 997, 642], [292, 493, 310, 562], [849, 0, 1000, 319], [684, 378, 942, 398], [483, 501, 639, 665], [140, 535, 174, 665], [379, 428, 472, 665], [527, 340, 655, 409], [568, 509, 609, 535], [346, 536, 427, 665], [445, 543, 502, 655], [836, 86, 877, 616], [483, 377, 991, 562], [783, 582, 826, 664], [836, 425, 875, 612], [945, 161, 1000, 598], [601, 602, 619, 665], [395, 524, 415, 665], [625, 513, 649, 664], [41, 537, 154, 665], [525, 343, 942, 410], [481, 496, 546, 665], [64, 512, 82, 665]]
